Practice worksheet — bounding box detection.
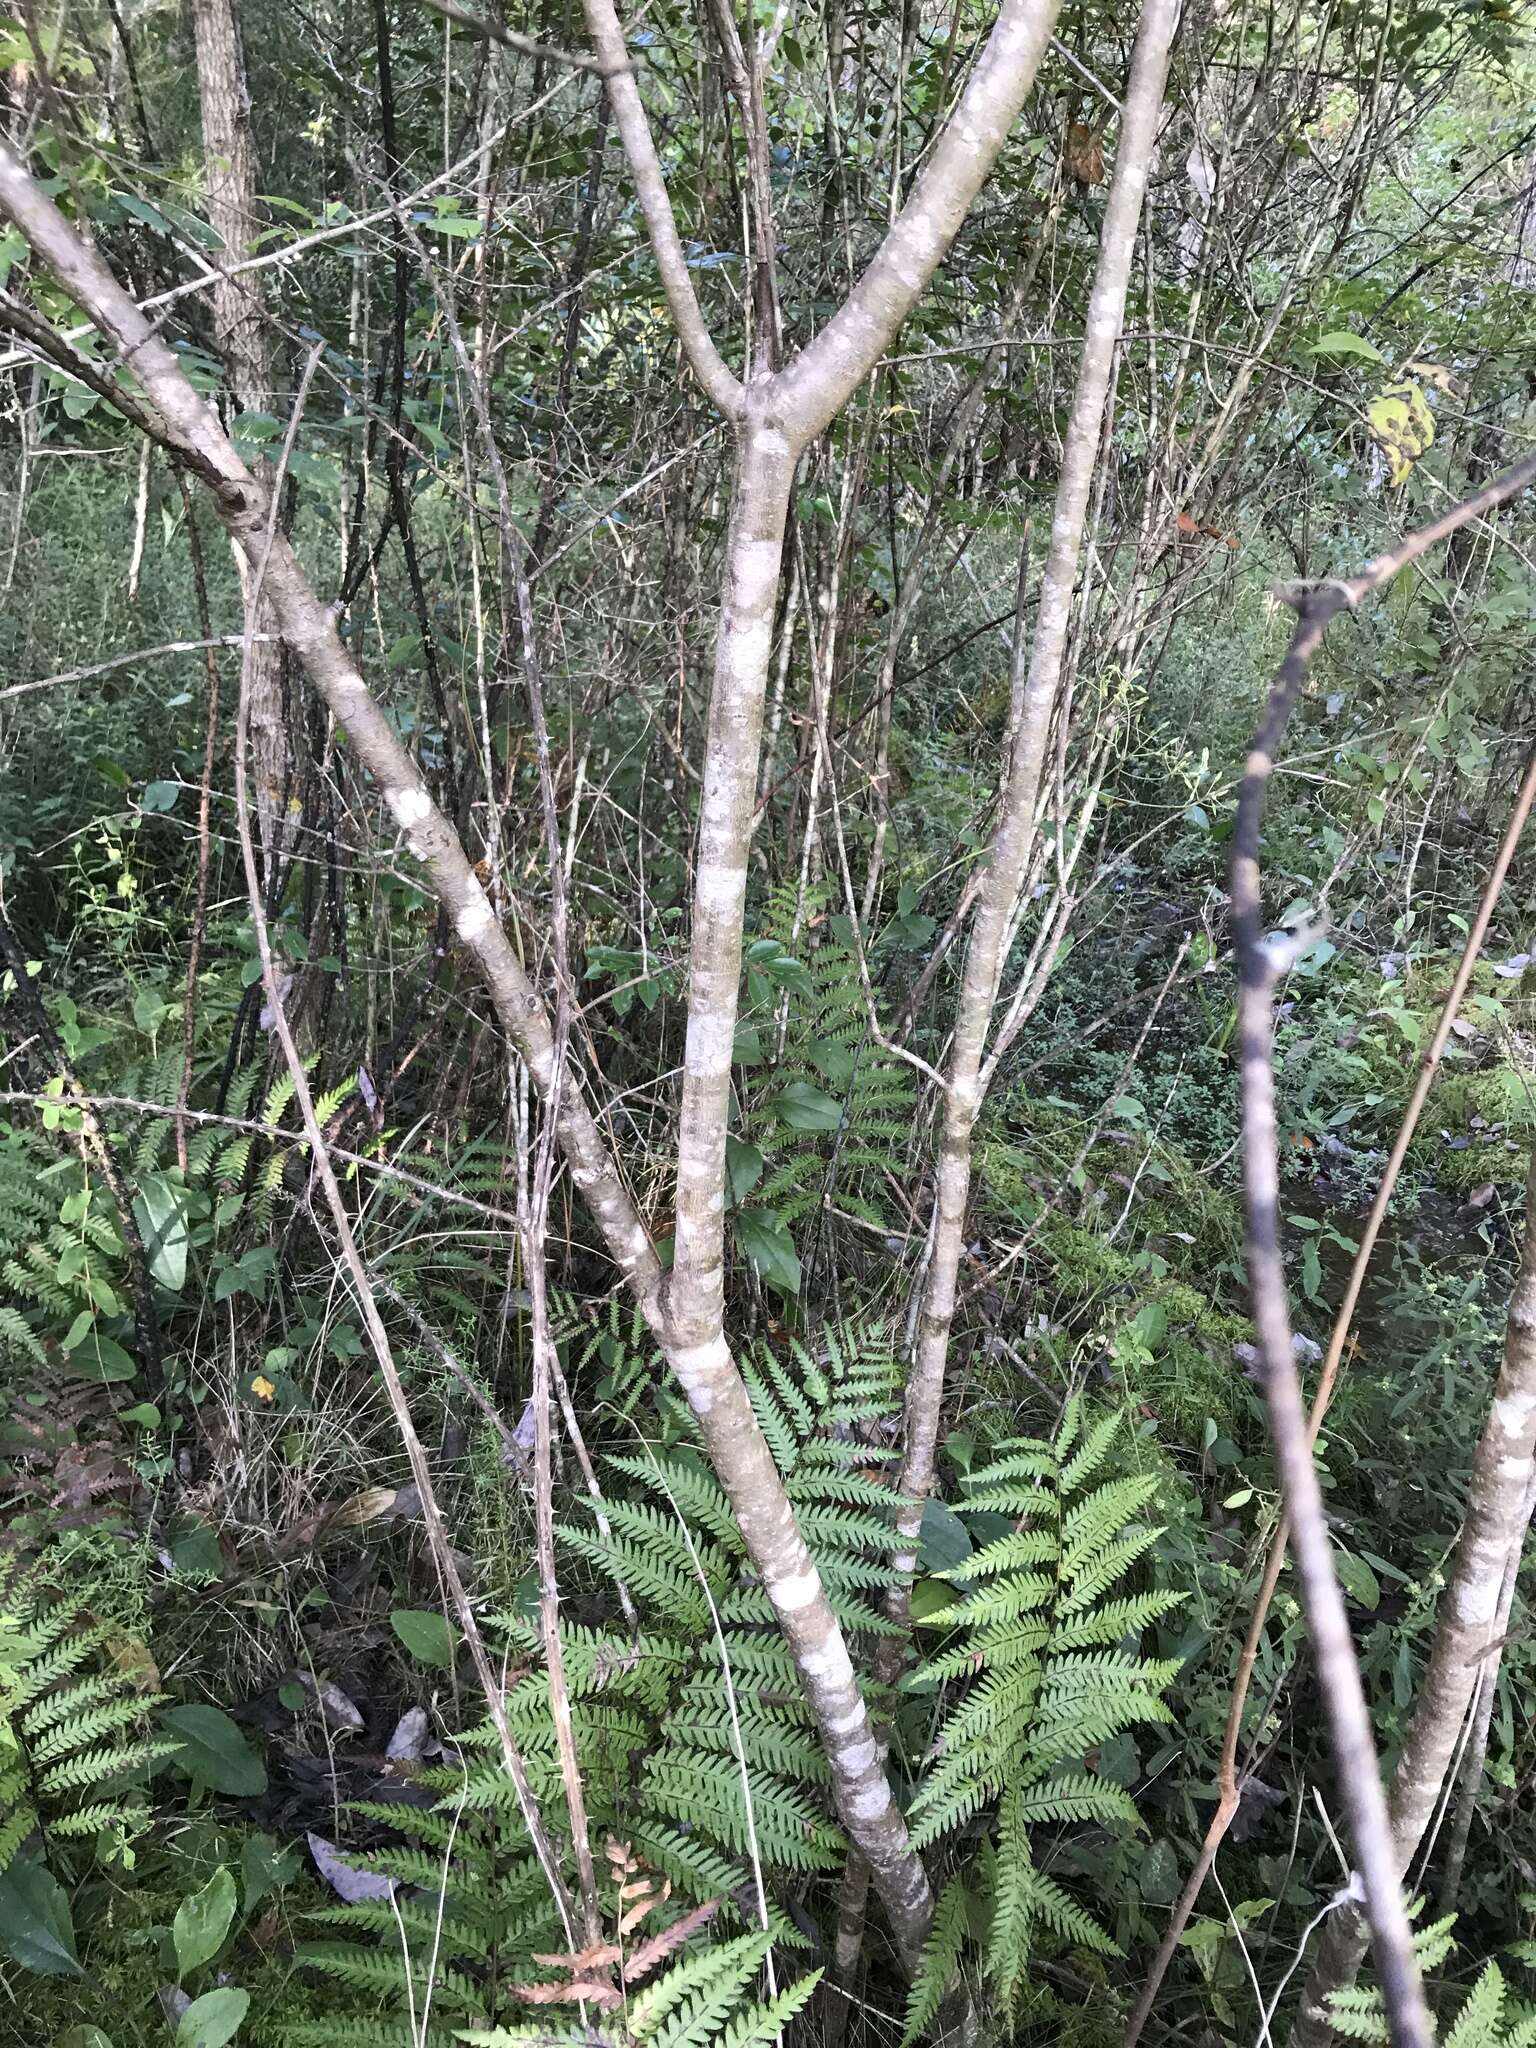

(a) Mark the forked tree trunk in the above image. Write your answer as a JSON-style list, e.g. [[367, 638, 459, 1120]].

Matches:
[[1290, 1146, 1536, 2047], [192, 0, 288, 879], [884, 0, 1179, 1618], [0, 0, 1059, 1954]]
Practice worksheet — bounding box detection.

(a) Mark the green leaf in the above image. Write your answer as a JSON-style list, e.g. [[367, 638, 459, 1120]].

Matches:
[[161, 1705, 267, 1796], [1307, 329, 1385, 363], [231, 410, 281, 443], [59, 1331, 138, 1384], [1139, 1838, 1180, 1905], [918, 1498, 972, 1572], [133, 1171, 191, 1292], [734, 1208, 801, 1296], [133, 987, 170, 1032], [177, 1987, 250, 2048], [1335, 1551, 1381, 1612], [390, 1609, 455, 1668], [731, 1026, 764, 1065], [910, 1578, 958, 1629], [174, 1867, 237, 1980], [770, 1080, 841, 1132], [0, 1858, 82, 1976], [240, 1834, 299, 1916], [58, 2030, 115, 2048], [171, 1518, 225, 1582], [141, 779, 181, 812], [725, 1137, 764, 1208], [60, 1308, 94, 1351], [283, 448, 342, 493]]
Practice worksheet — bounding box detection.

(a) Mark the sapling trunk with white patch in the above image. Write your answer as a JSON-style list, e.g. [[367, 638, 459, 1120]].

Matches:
[[881, 0, 1179, 1619], [1289, 1146, 1536, 2048]]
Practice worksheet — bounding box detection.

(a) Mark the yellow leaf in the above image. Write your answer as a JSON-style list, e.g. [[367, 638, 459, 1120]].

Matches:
[[105, 1632, 161, 1692], [1368, 379, 1434, 488], [251, 1373, 276, 1402]]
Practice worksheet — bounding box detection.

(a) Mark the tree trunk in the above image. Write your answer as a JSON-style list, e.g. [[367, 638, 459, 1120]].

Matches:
[[884, 0, 1179, 1619], [192, 0, 288, 880], [1437, 1470, 1536, 1909], [1289, 1146, 1536, 2047]]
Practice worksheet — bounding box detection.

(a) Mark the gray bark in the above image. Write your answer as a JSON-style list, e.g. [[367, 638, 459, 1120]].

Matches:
[[192, 0, 288, 875]]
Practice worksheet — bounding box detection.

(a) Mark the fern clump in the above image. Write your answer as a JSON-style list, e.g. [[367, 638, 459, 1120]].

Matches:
[[1327, 1920, 1536, 2046], [0, 1558, 172, 1876], [901, 1402, 1184, 2030], [283, 1318, 899, 2044]]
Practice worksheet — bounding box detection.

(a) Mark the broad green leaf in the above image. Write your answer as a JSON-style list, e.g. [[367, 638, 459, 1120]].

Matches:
[[174, 1867, 237, 1980], [731, 1025, 764, 1065], [1139, 1838, 1180, 1905], [725, 1136, 764, 1208], [0, 1858, 82, 1976], [240, 1833, 299, 1916], [918, 1499, 972, 1572], [1335, 1551, 1381, 1611], [1307, 329, 1384, 363], [59, 1331, 138, 1384], [161, 1705, 267, 1796], [390, 1609, 455, 1668], [770, 1080, 841, 1132], [177, 1987, 249, 2048], [910, 1578, 957, 1628], [133, 987, 170, 1032], [133, 1171, 191, 1292], [734, 1207, 801, 1296]]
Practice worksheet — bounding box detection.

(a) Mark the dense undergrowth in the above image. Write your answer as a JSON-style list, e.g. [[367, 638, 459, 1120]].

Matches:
[[6, 0, 1536, 2043]]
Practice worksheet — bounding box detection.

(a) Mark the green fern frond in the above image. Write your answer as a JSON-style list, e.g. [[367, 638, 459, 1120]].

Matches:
[[636, 1757, 842, 1870], [902, 1874, 970, 2047], [605, 1455, 744, 1552]]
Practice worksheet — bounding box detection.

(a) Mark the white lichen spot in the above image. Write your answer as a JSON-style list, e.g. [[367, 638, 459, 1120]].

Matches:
[[696, 864, 749, 918], [837, 1738, 880, 1776], [387, 786, 431, 829], [768, 1566, 823, 1613], [848, 1779, 892, 1820], [456, 896, 494, 942], [733, 537, 786, 610], [1492, 1388, 1536, 1438], [801, 1639, 854, 1684], [672, 1335, 731, 1385]]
